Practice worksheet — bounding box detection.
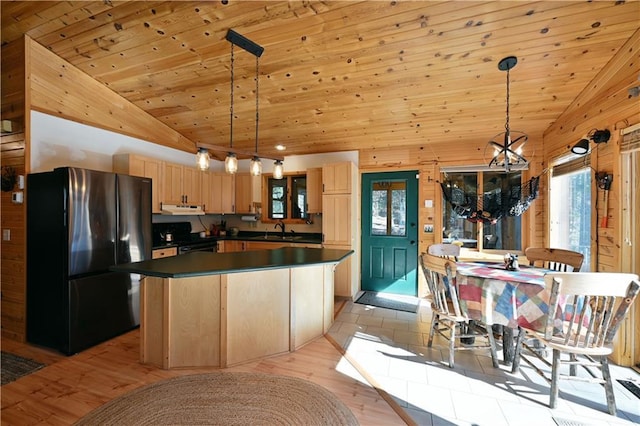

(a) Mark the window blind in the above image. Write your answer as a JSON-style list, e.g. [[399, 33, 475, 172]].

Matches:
[[552, 155, 590, 177], [621, 126, 640, 153]]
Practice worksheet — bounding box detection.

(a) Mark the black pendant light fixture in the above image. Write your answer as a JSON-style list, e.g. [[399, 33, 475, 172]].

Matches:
[[196, 30, 284, 174], [486, 56, 529, 172]]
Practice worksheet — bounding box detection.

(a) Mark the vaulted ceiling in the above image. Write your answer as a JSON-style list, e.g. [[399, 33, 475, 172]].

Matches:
[[2, 1, 638, 159]]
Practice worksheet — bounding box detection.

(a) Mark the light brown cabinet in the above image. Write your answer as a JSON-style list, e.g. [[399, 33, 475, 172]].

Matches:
[[322, 194, 352, 246], [306, 167, 322, 214], [322, 162, 352, 194], [152, 247, 178, 259], [202, 172, 235, 214], [162, 162, 202, 206], [322, 161, 358, 298], [235, 173, 260, 214], [112, 154, 163, 213]]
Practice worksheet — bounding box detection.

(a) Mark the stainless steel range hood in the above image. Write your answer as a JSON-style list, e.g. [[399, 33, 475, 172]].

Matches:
[[160, 203, 205, 215]]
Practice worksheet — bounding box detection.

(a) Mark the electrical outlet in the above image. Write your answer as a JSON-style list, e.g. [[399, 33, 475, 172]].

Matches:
[[2, 229, 10, 241]]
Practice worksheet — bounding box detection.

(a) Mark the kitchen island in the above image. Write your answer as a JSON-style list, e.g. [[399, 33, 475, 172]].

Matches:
[[111, 247, 353, 369]]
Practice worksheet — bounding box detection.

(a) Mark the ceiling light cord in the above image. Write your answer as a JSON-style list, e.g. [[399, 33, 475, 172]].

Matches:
[[230, 43, 234, 151]]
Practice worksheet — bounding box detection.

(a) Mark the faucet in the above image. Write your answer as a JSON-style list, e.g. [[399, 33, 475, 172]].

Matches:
[[274, 220, 285, 238]]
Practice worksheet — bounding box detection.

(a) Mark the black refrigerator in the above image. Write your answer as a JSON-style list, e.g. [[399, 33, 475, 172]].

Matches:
[[26, 167, 152, 355]]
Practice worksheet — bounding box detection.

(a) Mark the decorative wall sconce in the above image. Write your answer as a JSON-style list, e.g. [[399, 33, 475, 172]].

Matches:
[[571, 129, 611, 155]]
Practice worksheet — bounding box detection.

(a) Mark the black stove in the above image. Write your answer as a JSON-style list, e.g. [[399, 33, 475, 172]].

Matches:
[[152, 222, 217, 254]]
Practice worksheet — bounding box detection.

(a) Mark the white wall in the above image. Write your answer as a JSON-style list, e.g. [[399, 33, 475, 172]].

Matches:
[[30, 111, 358, 173], [29, 111, 358, 233]]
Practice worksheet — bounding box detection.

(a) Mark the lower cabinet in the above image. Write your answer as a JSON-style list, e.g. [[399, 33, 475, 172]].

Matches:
[[152, 247, 177, 259], [324, 244, 353, 298]]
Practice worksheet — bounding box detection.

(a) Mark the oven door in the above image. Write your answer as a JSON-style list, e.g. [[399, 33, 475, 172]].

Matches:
[[178, 242, 217, 255]]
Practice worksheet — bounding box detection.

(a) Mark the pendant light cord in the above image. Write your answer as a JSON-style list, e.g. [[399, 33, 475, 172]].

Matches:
[[505, 66, 510, 137], [255, 55, 259, 154], [230, 43, 234, 150]]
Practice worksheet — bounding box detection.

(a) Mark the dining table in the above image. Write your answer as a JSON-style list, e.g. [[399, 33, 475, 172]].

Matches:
[[454, 261, 552, 365]]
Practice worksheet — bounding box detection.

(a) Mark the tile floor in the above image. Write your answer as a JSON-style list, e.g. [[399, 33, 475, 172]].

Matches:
[[328, 297, 640, 426]]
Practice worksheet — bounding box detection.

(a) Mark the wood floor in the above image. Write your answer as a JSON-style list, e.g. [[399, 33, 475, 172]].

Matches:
[[1, 300, 407, 425]]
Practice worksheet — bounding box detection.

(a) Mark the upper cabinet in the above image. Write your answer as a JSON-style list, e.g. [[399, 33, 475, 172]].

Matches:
[[306, 167, 322, 214], [322, 162, 353, 194], [162, 162, 202, 206], [112, 154, 162, 213], [235, 173, 260, 214], [202, 172, 235, 214]]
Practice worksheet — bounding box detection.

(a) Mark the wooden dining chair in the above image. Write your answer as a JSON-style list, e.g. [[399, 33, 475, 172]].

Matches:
[[427, 243, 461, 261], [515, 272, 639, 415], [512, 247, 586, 373], [420, 253, 498, 369], [525, 247, 584, 272]]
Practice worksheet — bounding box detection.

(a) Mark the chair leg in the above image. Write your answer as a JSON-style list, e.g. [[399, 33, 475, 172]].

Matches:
[[569, 353, 577, 377], [486, 324, 499, 368], [448, 320, 456, 368], [511, 326, 526, 373], [600, 356, 617, 416], [550, 349, 560, 409], [428, 312, 438, 347]]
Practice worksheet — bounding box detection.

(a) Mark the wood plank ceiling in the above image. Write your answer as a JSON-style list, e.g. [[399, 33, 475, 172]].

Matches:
[[2, 1, 639, 160]]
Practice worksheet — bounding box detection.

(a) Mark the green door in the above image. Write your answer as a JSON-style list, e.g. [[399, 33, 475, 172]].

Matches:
[[361, 171, 419, 296]]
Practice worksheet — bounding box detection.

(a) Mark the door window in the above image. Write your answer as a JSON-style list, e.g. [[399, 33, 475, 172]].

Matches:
[[371, 181, 406, 236]]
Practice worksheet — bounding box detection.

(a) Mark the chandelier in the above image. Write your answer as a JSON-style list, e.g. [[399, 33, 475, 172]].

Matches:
[[486, 56, 528, 172], [196, 29, 283, 176]]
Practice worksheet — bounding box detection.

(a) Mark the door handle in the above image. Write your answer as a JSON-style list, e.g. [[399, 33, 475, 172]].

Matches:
[[410, 240, 416, 245], [410, 222, 416, 227]]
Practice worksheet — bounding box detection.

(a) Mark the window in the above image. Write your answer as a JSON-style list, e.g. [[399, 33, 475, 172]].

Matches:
[[549, 158, 591, 271], [371, 181, 406, 236], [265, 174, 307, 221], [442, 171, 523, 251]]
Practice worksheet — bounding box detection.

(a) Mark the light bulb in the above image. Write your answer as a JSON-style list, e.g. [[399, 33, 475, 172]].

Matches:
[[225, 153, 238, 174]]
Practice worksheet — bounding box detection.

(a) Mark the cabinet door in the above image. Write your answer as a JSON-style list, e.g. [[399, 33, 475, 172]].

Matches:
[[162, 163, 184, 205], [235, 173, 253, 214], [220, 174, 235, 214], [322, 162, 352, 194], [144, 160, 162, 213], [306, 167, 322, 214], [322, 194, 351, 245], [324, 244, 353, 297], [112, 154, 162, 213], [182, 167, 202, 205]]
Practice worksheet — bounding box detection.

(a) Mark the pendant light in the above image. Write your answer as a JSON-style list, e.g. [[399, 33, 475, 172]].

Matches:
[[225, 43, 238, 174], [486, 56, 528, 172], [273, 160, 284, 179], [196, 147, 210, 171]]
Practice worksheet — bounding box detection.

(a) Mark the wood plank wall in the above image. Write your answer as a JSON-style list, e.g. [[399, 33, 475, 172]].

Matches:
[[359, 137, 546, 253], [1, 38, 26, 341], [543, 28, 640, 273], [26, 36, 196, 154]]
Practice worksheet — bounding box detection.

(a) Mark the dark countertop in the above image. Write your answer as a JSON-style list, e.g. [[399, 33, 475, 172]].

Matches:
[[152, 232, 322, 250], [113, 247, 352, 278]]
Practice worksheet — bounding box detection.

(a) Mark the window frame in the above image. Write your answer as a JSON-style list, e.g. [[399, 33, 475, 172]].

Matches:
[[440, 169, 527, 254], [261, 172, 309, 224]]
